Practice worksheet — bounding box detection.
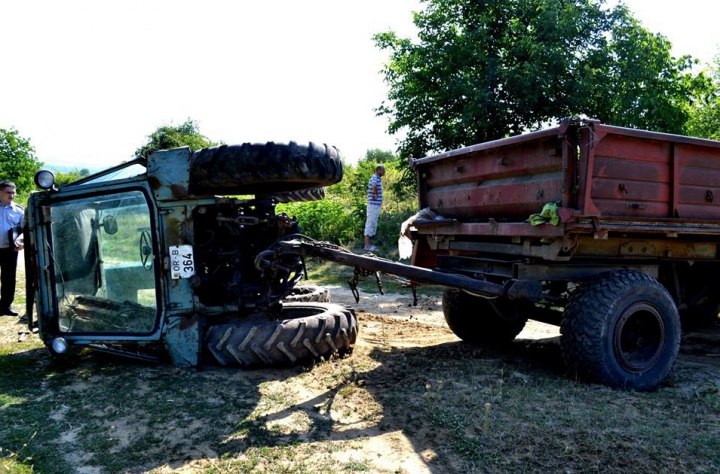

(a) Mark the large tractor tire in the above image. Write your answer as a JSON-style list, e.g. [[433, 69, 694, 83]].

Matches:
[[189, 142, 342, 195], [561, 270, 681, 391], [283, 284, 330, 303], [442, 289, 529, 344], [205, 302, 357, 367], [273, 187, 326, 203]]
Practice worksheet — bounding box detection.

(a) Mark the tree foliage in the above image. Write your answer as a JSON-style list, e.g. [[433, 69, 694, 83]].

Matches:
[[54, 169, 89, 186], [345, 150, 392, 204], [375, 0, 709, 186], [343, 149, 410, 213], [0, 128, 42, 195], [277, 197, 360, 245], [585, 11, 710, 134], [279, 148, 415, 250], [686, 57, 720, 141], [134, 119, 219, 159]]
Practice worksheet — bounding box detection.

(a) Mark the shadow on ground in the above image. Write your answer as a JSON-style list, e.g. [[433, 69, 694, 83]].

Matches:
[[3, 313, 720, 473]]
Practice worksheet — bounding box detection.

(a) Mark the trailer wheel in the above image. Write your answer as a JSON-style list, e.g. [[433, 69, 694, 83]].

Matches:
[[442, 289, 529, 343], [189, 142, 343, 195], [561, 270, 680, 391], [283, 284, 330, 303], [205, 302, 357, 367]]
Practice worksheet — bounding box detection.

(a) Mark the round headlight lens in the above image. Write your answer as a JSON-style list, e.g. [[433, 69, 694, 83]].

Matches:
[[34, 170, 56, 190], [51, 337, 69, 354]]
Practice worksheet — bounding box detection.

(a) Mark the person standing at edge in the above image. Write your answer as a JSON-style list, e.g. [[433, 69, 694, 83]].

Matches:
[[364, 164, 385, 252], [0, 181, 24, 316]]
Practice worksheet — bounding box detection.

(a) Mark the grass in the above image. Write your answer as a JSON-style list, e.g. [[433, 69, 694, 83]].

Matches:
[[3, 254, 720, 473]]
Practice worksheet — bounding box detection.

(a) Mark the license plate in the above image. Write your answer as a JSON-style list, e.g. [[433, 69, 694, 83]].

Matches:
[[169, 245, 195, 279]]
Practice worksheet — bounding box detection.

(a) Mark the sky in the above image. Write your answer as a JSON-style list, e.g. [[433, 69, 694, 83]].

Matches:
[[1, 0, 422, 169], [2, 0, 720, 171], [607, 0, 720, 66]]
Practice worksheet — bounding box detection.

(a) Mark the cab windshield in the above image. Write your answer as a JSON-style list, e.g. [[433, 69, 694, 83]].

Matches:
[[50, 190, 158, 334], [70, 163, 147, 187]]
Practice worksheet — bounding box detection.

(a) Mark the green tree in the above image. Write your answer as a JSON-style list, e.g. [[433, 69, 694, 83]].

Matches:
[[686, 56, 720, 140], [584, 10, 710, 134], [344, 150, 400, 213], [54, 170, 87, 186], [0, 128, 42, 194], [134, 119, 219, 159], [375, 0, 708, 190], [363, 149, 395, 165]]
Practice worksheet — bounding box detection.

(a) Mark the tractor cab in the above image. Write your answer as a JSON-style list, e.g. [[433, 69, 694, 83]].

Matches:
[[26, 160, 166, 359]]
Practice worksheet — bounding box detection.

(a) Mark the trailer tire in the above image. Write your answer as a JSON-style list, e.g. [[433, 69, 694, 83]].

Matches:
[[205, 302, 357, 367], [283, 284, 330, 303], [442, 289, 529, 343], [561, 270, 680, 391], [189, 142, 343, 195]]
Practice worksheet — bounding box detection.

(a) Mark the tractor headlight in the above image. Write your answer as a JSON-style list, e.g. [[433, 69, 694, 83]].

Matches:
[[34, 170, 56, 190], [50, 337, 68, 354]]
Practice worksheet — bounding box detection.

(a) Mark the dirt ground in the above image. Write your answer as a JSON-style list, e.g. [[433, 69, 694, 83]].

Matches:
[[158, 285, 567, 474], [330, 284, 562, 341], [0, 280, 566, 474], [4, 254, 720, 473], [331, 282, 720, 375]]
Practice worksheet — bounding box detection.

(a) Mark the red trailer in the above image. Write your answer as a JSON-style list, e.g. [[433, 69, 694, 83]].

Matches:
[[404, 117, 720, 390], [265, 117, 720, 390]]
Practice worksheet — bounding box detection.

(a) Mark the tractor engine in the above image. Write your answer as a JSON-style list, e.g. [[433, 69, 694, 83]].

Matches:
[[191, 196, 302, 310]]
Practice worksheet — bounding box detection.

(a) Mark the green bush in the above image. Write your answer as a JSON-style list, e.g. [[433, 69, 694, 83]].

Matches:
[[278, 197, 416, 259], [277, 197, 361, 245], [278, 150, 419, 255]]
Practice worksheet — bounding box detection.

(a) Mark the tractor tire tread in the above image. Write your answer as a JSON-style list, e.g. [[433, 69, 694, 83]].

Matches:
[[205, 302, 357, 368]]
